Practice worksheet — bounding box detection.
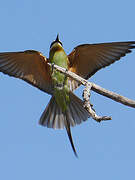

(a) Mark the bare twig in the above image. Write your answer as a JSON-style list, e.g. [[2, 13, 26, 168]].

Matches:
[[82, 83, 112, 122], [91, 84, 135, 108]]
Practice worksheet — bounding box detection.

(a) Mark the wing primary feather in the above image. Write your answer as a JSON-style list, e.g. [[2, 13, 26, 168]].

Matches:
[[0, 51, 52, 94]]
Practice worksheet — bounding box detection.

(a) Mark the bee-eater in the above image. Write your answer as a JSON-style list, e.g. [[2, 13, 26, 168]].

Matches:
[[0, 34, 135, 157]]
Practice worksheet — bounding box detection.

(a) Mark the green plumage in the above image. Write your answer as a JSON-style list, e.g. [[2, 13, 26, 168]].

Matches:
[[39, 35, 90, 157], [49, 44, 70, 112]]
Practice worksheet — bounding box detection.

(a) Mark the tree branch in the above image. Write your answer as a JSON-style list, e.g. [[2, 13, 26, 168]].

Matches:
[[48, 63, 135, 121], [91, 84, 135, 108]]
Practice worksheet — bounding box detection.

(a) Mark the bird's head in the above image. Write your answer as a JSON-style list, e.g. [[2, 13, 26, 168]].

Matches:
[[50, 34, 63, 51]]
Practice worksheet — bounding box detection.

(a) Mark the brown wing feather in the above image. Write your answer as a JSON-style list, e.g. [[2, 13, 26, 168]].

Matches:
[[68, 41, 135, 90], [0, 50, 52, 94]]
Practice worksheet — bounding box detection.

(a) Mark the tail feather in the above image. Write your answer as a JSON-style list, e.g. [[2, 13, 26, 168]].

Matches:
[[39, 92, 90, 156], [64, 113, 78, 157], [39, 92, 90, 129], [69, 101, 81, 125], [71, 99, 83, 124]]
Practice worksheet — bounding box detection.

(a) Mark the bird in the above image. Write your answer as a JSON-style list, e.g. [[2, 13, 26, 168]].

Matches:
[[0, 34, 135, 157]]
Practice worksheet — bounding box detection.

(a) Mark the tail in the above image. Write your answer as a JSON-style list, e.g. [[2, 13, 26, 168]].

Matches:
[[39, 92, 90, 157]]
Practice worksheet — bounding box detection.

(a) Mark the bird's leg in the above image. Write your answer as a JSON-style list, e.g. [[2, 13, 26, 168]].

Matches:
[[51, 63, 55, 74], [63, 68, 68, 87]]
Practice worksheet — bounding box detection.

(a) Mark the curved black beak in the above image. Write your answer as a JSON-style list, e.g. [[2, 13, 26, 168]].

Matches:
[[55, 34, 59, 42], [55, 34, 63, 46], [50, 34, 63, 49]]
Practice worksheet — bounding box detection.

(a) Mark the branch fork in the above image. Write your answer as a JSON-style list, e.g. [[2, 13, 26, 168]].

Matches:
[[83, 83, 112, 122]]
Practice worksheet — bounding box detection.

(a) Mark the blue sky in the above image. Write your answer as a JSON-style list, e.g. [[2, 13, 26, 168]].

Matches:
[[0, 0, 135, 179]]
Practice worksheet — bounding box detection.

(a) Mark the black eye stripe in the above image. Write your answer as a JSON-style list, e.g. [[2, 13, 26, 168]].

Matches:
[[50, 41, 55, 48], [50, 40, 63, 49], [59, 41, 63, 46]]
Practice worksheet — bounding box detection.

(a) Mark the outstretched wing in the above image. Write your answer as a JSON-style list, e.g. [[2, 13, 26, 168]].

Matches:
[[68, 41, 135, 90], [0, 50, 52, 94]]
